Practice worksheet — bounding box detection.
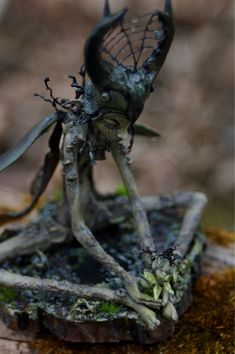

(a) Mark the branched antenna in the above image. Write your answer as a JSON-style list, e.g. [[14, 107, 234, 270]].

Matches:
[[34, 77, 73, 112], [34, 93, 54, 105], [159, 247, 182, 264], [68, 75, 80, 89], [68, 75, 84, 99], [44, 77, 59, 110]]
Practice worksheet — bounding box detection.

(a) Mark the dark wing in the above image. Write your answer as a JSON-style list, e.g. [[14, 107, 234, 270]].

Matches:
[[0, 113, 60, 172], [0, 121, 62, 226], [100, 10, 165, 69]]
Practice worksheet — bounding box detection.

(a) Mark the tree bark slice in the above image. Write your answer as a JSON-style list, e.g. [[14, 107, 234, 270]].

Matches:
[[1, 236, 233, 351], [0, 205, 204, 344]]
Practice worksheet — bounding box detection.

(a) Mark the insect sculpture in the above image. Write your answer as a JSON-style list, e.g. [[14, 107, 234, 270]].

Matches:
[[0, 0, 207, 329]]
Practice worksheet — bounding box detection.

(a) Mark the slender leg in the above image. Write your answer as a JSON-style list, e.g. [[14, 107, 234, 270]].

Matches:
[[62, 127, 160, 316], [111, 144, 155, 265], [92, 190, 207, 255], [141, 191, 207, 257], [63, 131, 128, 282], [77, 157, 113, 231]]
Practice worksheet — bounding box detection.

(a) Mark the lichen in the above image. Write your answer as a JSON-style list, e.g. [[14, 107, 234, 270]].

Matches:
[[139, 235, 204, 321], [67, 299, 122, 321]]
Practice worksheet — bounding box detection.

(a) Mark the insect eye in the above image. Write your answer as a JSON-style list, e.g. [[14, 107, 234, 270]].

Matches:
[[101, 92, 111, 102]]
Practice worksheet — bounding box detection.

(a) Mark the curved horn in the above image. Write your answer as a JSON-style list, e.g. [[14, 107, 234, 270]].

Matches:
[[84, 7, 127, 87], [103, 0, 111, 16], [143, 0, 174, 77], [164, 0, 172, 16]]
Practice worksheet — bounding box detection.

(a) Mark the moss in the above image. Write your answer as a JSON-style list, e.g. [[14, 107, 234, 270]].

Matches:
[[98, 301, 121, 315], [30, 268, 235, 354], [0, 286, 17, 302], [159, 267, 235, 354], [52, 189, 63, 203], [204, 227, 234, 247], [115, 184, 127, 196]]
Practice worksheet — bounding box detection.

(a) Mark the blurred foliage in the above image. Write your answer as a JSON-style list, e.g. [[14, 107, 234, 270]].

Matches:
[[204, 227, 234, 247], [115, 184, 128, 196]]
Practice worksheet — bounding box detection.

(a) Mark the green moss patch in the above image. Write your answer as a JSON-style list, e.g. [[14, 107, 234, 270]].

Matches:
[[98, 301, 121, 315], [0, 286, 17, 302]]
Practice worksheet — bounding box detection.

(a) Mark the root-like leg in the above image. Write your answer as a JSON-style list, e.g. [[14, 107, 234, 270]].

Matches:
[[77, 156, 113, 231], [75, 184, 206, 260], [0, 269, 159, 330], [63, 130, 131, 284], [0, 219, 67, 263], [111, 144, 155, 265], [63, 128, 159, 312], [124, 296, 160, 329], [142, 191, 207, 257]]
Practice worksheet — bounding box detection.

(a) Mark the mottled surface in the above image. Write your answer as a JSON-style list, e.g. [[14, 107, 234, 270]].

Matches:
[[0, 206, 200, 343], [0, 229, 234, 353]]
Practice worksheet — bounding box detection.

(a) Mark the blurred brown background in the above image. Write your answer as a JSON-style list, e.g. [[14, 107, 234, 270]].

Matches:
[[0, 0, 234, 229]]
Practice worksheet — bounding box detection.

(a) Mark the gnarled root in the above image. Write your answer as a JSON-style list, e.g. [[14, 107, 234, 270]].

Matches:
[[0, 269, 160, 331], [0, 220, 68, 263]]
